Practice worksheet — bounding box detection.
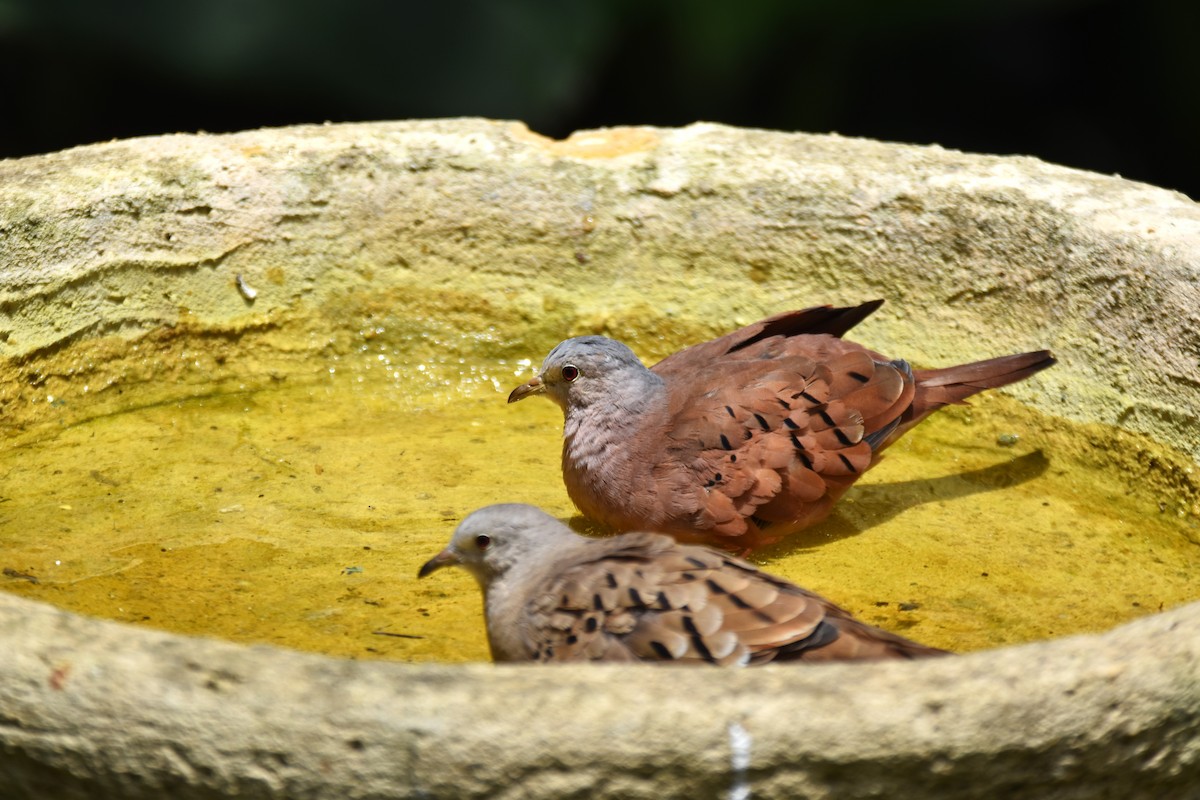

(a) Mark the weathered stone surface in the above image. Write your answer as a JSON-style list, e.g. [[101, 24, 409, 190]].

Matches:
[[0, 120, 1197, 797], [0, 591, 1197, 799]]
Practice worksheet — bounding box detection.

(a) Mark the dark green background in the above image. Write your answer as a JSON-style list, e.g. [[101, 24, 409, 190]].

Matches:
[[2, 0, 1195, 198]]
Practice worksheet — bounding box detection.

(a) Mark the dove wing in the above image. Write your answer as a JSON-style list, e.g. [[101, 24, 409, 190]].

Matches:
[[651, 300, 884, 378], [650, 350, 916, 542], [521, 534, 942, 664]]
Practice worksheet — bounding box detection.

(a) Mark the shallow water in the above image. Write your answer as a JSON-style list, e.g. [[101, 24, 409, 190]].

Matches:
[[1, 358, 1196, 662]]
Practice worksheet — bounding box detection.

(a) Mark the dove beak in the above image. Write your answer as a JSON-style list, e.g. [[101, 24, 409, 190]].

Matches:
[[417, 547, 460, 578], [507, 375, 545, 404]]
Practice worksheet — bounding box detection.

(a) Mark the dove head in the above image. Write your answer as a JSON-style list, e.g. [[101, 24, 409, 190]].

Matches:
[[507, 336, 663, 412], [418, 504, 580, 589]]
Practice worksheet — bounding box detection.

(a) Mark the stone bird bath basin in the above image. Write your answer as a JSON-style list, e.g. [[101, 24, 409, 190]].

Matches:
[[1, 120, 1197, 798]]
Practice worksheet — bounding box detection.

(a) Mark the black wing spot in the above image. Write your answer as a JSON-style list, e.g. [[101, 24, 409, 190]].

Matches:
[[685, 556, 708, 569], [797, 450, 814, 470], [649, 640, 674, 660], [720, 434, 733, 451], [818, 409, 836, 427], [753, 413, 770, 431], [777, 397, 791, 410], [705, 578, 727, 595], [838, 453, 859, 473], [713, 472, 723, 482], [566, 634, 579, 645], [656, 591, 671, 608], [783, 417, 799, 430], [593, 594, 605, 610], [681, 615, 700, 635], [848, 370, 871, 383], [834, 428, 854, 446], [628, 587, 645, 605], [605, 572, 618, 588], [585, 617, 599, 632], [799, 390, 820, 404], [743, 429, 753, 440], [728, 592, 753, 610], [725, 405, 737, 418], [691, 635, 715, 663], [730, 454, 737, 463]]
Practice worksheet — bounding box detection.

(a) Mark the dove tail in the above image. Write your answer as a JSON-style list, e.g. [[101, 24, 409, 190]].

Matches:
[[776, 616, 951, 662], [906, 349, 1056, 427], [858, 627, 952, 660]]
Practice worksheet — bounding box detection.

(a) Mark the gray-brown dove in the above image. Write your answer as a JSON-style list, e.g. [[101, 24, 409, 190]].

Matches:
[[508, 300, 1055, 552], [418, 503, 948, 664]]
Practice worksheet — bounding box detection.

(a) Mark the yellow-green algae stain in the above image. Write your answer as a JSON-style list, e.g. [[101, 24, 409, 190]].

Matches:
[[1, 352, 1196, 663]]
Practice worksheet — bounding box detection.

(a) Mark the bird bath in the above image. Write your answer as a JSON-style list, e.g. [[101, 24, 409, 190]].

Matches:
[[1, 120, 1198, 798]]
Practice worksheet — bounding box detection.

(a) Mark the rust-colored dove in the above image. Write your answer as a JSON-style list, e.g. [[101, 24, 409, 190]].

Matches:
[[509, 300, 1055, 551], [418, 503, 948, 664]]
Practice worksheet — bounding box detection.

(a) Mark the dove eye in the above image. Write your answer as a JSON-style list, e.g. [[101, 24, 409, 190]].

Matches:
[[474, 534, 492, 550], [561, 364, 580, 382]]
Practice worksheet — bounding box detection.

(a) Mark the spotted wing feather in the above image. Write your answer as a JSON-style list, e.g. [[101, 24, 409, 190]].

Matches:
[[654, 352, 914, 544], [521, 533, 945, 664]]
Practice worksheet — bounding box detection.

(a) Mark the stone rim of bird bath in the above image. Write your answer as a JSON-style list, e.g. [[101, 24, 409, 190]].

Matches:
[[1, 119, 1197, 799]]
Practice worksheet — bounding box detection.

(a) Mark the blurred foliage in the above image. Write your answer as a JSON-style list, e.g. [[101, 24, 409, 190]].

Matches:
[[0, 0, 1197, 197]]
